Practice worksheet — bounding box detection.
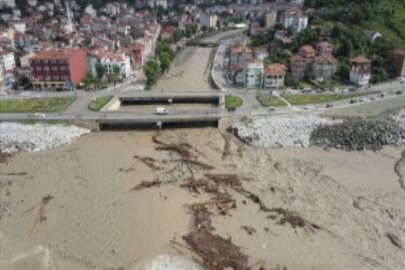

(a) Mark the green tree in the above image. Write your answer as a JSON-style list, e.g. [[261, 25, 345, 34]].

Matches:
[[159, 52, 172, 73], [82, 73, 96, 90], [285, 73, 299, 88], [95, 62, 107, 79], [143, 60, 161, 89]]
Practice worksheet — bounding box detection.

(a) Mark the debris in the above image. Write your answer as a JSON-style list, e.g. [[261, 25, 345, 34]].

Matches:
[[241, 226, 256, 235], [0, 151, 9, 163], [132, 180, 162, 191], [267, 208, 321, 230], [134, 155, 162, 170], [30, 194, 54, 235], [0, 172, 27, 176], [183, 230, 249, 270], [385, 232, 403, 249]]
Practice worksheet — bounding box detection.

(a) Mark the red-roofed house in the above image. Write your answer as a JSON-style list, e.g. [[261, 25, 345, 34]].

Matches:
[[350, 56, 371, 86], [316, 41, 333, 57], [161, 26, 177, 40], [263, 63, 286, 89], [30, 48, 88, 91], [290, 54, 307, 80], [298, 45, 315, 63], [312, 55, 337, 81]]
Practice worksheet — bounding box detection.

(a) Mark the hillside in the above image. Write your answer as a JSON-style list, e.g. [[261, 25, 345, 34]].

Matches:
[[305, 0, 405, 48]]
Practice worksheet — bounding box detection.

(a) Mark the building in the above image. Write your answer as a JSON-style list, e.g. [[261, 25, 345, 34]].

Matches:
[[298, 45, 315, 63], [199, 13, 218, 30], [265, 10, 278, 28], [281, 9, 308, 33], [263, 63, 286, 89], [244, 58, 263, 88], [388, 49, 405, 77], [88, 50, 131, 79], [350, 56, 371, 86], [256, 47, 268, 61], [290, 54, 306, 80], [230, 45, 252, 67], [0, 50, 15, 73], [316, 41, 333, 57], [312, 56, 337, 81], [0, 0, 15, 8], [160, 26, 177, 41], [30, 48, 88, 91]]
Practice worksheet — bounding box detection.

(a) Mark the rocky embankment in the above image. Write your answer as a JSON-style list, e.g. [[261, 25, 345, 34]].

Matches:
[[231, 109, 405, 151], [0, 122, 90, 153], [230, 115, 340, 148]]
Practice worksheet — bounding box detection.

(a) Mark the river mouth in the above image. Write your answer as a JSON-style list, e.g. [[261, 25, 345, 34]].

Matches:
[[1, 128, 404, 269]]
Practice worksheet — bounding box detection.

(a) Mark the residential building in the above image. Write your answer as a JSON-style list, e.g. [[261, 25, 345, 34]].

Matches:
[[88, 50, 131, 78], [230, 45, 252, 67], [298, 45, 315, 63], [312, 56, 337, 81], [244, 58, 263, 88], [30, 48, 88, 91], [0, 0, 15, 8], [199, 13, 218, 30], [388, 49, 405, 77], [281, 8, 308, 33], [316, 41, 333, 57], [263, 63, 286, 89], [290, 54, 306, 80], [161, 26, 176, 41], [0, 50, 15, 72], [350, 56, 371, 86], [265, 10, 278, 28], [256, 47, 268, 61], [231, 64, 244, 85]]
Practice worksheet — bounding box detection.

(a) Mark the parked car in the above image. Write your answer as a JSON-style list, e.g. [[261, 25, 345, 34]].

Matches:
[[304, 106, 315, 110], [400, 77, 405, 84], [396, 90, 403, 95], [155, 107, 168, 115], [268, 106, 275, 112], [380, 93, 385, 98], [326, 103, 334, 108], [350, 99, 358, 104]]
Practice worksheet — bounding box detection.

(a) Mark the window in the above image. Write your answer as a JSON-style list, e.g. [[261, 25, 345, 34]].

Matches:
[[44, 66, 49, 71]]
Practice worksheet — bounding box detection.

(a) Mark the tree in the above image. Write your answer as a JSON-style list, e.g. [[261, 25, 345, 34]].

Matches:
[[143, 60, 161, 89], [82, 73, 96, 90], [95, 62, 107, 79], [285, 73, 299, 88], [159, 52, 172, 73]]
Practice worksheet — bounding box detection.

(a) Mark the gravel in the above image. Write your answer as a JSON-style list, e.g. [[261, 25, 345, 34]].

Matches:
[[230, 114, 340, 148], [230, 109, 405, 150], [0, 122, 90, 153]]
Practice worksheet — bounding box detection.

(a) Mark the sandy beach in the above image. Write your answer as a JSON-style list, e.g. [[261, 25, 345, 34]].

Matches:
[[1, 128, 404, 270]]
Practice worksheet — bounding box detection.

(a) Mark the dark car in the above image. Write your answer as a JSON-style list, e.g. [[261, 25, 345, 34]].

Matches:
[[326, 103, 334, 108], [350, 99, 357, 104], [396, 90, 403, 95]]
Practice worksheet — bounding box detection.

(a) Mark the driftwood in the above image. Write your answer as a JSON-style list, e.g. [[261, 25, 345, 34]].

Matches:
[[132, 180, 162, 191]]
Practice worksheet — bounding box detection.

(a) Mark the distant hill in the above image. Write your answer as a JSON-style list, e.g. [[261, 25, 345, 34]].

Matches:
[[305, 0, 405, 47]]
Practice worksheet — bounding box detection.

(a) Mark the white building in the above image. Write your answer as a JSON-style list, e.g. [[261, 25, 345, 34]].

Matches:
[[85, 4, 97, 17], [13, 21, 26, 33], [88, 50, 131, 79], [0, 50, 15, 72], [263, 63, 286, 89], [282, 11, 308, 33], [0, 0, 15, 8], [350, 56, 371, 86], [199, 13, 218, 30], [244, 58, 263, 88]]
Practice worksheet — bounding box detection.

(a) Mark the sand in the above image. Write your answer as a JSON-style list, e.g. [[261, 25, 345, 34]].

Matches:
[[1, 128, 404, 270]]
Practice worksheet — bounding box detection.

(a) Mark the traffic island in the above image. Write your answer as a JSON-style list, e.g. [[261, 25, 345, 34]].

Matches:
[[0, 97, 76, 113]]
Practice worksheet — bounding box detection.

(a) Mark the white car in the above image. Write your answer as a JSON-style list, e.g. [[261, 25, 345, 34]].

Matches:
[[400, 77, 405, 84], [155, 107, 168, 115], [34, 113, 46, 118]]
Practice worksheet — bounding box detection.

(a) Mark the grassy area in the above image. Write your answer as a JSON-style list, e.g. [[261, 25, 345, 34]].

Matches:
[[283, 93, 367, 105], [257, 93, 286, 107], [225, 95, 243, 110], [0, 97, 76, 113], [88, 96, 113, 111]]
